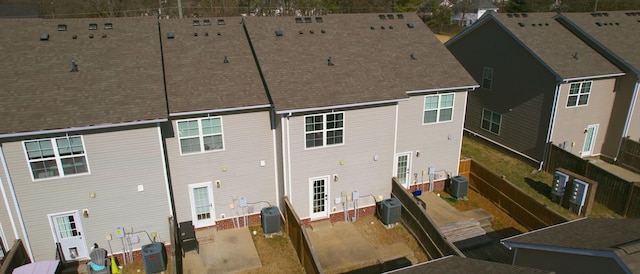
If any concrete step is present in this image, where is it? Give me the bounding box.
[311,219,333,231]
[445,226,487,243]
[462,208,494,230]
[439,218,480,234]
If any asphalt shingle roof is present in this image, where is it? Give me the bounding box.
[391,255,553,274]
[558,11,640,74]
[0,17,167,135]
[489,12,623,80]
[244,13,477,112]
[160,17,269,115]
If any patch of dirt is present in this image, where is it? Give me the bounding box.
[241,227,305,274]
[352,215,429,263]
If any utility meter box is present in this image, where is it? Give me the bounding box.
[569,179,589,215]
[551,171,569,203]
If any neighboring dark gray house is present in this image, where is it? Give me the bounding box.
[390,255,553,273]
[502,218,640,274]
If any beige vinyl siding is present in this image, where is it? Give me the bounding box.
[0,160,18,249]
[166,111,276,225]
[552,78,616,157]
[1,125,170,261]
[448,19,557,161]
[286,105,396,219]
[396,92,467,179]
[629,84,640,141]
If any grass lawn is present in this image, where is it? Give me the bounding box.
[461,135,621,219]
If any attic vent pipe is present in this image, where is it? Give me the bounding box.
[224,56,229,64]
[327,56,334,66]
[572,52,579,60]
[410,53,416,60]
[70,60,79,72]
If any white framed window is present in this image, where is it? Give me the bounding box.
[481,108,501,135]
[24,136,89,180]
[567,81,591,107]
[482,67,493,90]
[305,112,344,148]
[423,93,454,124]
[177,117,224,154]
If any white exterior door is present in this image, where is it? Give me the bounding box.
[188,182,216,228]
[309,176,329,219]
[394,152,412,188]
[49,211,88,260]
[582,124,598,156]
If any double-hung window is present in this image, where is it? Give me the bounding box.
[482,67,493,90]
[24,136,89,180]
[481,108,502,135]
[305,112,344,148]
[423,93,454,124]
[567,81,591,107]
[177,117,224,154]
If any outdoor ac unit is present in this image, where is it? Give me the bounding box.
[448,175,469,198]
[261,206,280,234]
[380,198,401,225]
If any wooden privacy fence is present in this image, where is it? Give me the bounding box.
[282,197,323,274]
[618,137,640,173]
[460,159,569,230]
[391,178,464,259]
[545,143,640,217]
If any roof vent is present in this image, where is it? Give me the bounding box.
[193,20,200,26]
[410,53,416,60]
[387,14,394,19]
[304,17,312,23]
[315,17,324,23]
[58,24,67,31]
[89,23,98,30]
[40,34,49,41]
[295,17,303,23]
[70,60,79,72]
[521,13,528,17]
[104,22,113,29]
[101,33,107,38]
[72,34,77,39]
[595,22,603,26]
[299,30,303,34]
[217,19,225,25]
[545,23,549,26]
[203,19,211,26]
[379,14,386,20]
[321,29,326,33]
[603,12,609,16]
[310,30,314,34]
[327,56,334,66]
[217,31,221,35]
[397,14,404,19]
[275,30,283,36]
[389,25,394,29]
[572,52,579,60]
[371,26,375,30]
[407,23,414,28]
[507,13,513,18]
[381,25,386,29]
[224,56,229,64]
[167,32,175,39]
[89,33,94,38]
[513,13,520,18]
[194,32,198,36]
[518,22,525,27]
[591,12,598,17]
[615,22,620,25]
[538,23,543,26]
[205,32,209,36]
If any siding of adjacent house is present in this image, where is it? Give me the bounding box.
[629,84,640,140]
[552,78,617,157]
[447,19,556,161]
[0,126,170,260]
[284,105,397,220]
[514,248,625,274]
[166,111,276,226]
[396,91,469,181]
[0,161,18,251]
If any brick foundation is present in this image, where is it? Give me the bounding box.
[409,179,446,193]
[206,213,263,230]
[302,204,377,228]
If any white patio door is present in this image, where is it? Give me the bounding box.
[394,152,412,188]
[189,182,216,228]
[309,176,329,219]
[49,211,88,260]
[582,124,598,156]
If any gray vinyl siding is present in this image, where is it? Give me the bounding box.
[552,78,616,157]
[396,92,468,180]
[166,111,276,225]
[514,248,626,274]
[0,160,18,250]
[447,19,557,161]
[285,105,396,220]
[1,126,171,261]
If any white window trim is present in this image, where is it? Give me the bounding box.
[304,112,345,149]
[177,116,225,156]
[566,81,592,108]
[481,108,501,135]
[23,135,90,181]
[422,93,455,125]
[482,67,493,90]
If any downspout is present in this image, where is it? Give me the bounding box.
[0,164,18,240]
[615,80,640,161]
[456,91,470,175]
[0,145,33,261]
[271,110,280,210]
[285,114,293,200]
[540,83,562,170]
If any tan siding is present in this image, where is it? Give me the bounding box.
[552,79,617,157]
[2,126,171,261]
[448,20,557,161]
[618,77,640,144]
[0,160,18,249]
[396,92,467,180]
[166,111,277,225]
[286,106,396,219]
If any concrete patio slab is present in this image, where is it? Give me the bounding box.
[183,227,261,274]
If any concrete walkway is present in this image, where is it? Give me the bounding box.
[183,227,261,274]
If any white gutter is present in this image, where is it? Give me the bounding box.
[0,146,34,261]
[0,119,168,139]
[456,92,469,175]
[157,124,173,216]
[616,80,640,161]
[540,83,562,170]
[0,170,18,240]
[169,104,271,117]
[405,85,479,94]
[465,128,540,164]
[275,98,408,115]
[562,72,625,83]
[501,217,584,248]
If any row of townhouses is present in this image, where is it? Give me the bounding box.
[0,13,477,261]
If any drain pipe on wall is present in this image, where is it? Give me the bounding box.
[540,82,562,170]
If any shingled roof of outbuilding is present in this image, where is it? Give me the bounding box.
[159,17,269,115]
[243,13,477,113]
[0,17,167,136]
